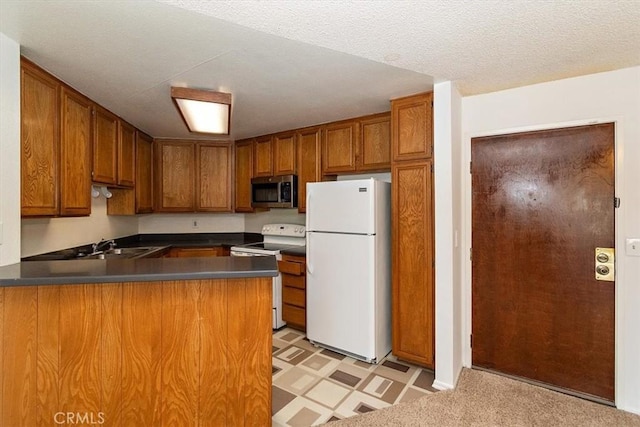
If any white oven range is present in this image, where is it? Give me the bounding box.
[230,223,306,329]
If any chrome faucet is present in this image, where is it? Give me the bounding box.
[92,238,116,254]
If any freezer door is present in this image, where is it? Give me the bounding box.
[306,179,375,234]
[306,232,376,360]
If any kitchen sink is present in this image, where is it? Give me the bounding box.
[76,246,168,260]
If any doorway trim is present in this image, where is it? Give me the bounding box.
[461,116,625,405]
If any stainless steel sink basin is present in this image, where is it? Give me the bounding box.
[77,246,167,260]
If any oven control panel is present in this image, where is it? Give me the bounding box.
[262,224,306,237]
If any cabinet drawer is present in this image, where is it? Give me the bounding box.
[282,274,305,289]
[278,260,305,276]
[283,304,306,328]
[283,287,305,307]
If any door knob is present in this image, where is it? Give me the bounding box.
[595,247,614,282]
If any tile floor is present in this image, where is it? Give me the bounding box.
[272,328,437,426]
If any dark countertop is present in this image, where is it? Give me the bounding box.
[22,232,263,261]
[0,256,278,287]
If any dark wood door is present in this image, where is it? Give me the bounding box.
[472,123,615,402]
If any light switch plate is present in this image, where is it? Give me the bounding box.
[0,222,3,245]
[626,238,640,256]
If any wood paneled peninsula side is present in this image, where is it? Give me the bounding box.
[0,256,276,426]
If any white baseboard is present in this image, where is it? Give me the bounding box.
[431,379,454,391]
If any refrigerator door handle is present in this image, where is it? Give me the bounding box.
[306,235,314,275]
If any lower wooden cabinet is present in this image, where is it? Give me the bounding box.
[391,160,435,368]
[278,254,306,331]
[0,278,272,426]
[166,246,230,258]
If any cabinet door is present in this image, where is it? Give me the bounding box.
[21,60,60,216]
[118,121,136,187]
[253,136,273,177]
[59,87,92,216]
[391,160,434,367]
[166,247,226,257]
[296,127,321,213]
[135,131,154,213]
[322,120,358,174]
[234,139,254,213]
[391,92,433,162]
[92,105,118,185]
[273,132,296,176]
[197,142,232,212]
[155,140,195,212]
[359,113,391,171]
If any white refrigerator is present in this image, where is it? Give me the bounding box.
[306,178,391,363]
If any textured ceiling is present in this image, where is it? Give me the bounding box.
[1,0,638,140]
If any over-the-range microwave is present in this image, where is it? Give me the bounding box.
[251,175,298,208]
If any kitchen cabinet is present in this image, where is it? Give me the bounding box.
[92,105,119,185]
[273,131,297,176]
[155,140,195,212]
[135,131,154,213]
[20,58,60,216]
[59,87,93,216]
[166,246,230,258]
[253,135,273,177]
[155,140,232,213]
[322,119,358,174]
[278,254,307,331]
[391,92,433,162]
[197,142,232,212]
[321,112,391,176]
[359,112,391,171]
[234,139,254,213]
[106,129,153,215]
[92,107,135,188]
[391,91,435,368]
[118,120,136,187]
[296,126,322,213]
[21,56,93,218]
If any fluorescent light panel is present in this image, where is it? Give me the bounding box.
[171,87,231,135]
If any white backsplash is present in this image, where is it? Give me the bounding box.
[138,212,244,234]
[21,197,138,257]
[244,208,305,233]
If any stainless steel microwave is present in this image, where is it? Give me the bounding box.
[251,175,298,208]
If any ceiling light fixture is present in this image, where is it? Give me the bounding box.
[171,87,231,135]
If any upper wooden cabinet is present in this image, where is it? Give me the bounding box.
[391,92,433,162]
[21,59,60,216]
[59,87,93,216]
[197,142,232,212]
[155,140,196,212]
[20,58,92,217]
[92,105,118,185]
[155,140,232,213]
[322,120,358,174]
[234,139,254,213]
[118,120,136,187]
[273,132,297,176]
[321,112,391,176]
[93,109,135,188]
[253,136,273,177]
[359,113,391,171]
[296,127,322,213]
[135,131,154,213]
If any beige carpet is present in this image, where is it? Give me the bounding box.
[331,368,640,426]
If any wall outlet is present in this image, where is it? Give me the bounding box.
[626,238,640,256]
[191,220,199,229]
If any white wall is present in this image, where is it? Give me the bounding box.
[433,81,464,390]
[21,196,138,257]
[0,33,21,266]
[244,209,304,233]
[138,212,245,234]
[461,66,640,413]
